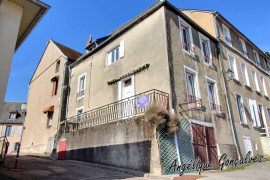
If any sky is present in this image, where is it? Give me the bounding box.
[5,0,270,102]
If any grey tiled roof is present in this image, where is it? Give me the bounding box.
[0,102,26,124]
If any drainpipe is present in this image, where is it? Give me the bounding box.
[65,65,72,120]
[214,12,241,158]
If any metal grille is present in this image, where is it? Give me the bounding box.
[157,117,194,175]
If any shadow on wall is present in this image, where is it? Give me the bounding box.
[63,141,152,172]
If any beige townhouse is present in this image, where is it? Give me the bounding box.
[55,1,238,174]
[0,0,50,116]
[0,102,25,154]
[182,10,270,157]
[20,39,82,154]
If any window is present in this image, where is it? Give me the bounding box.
[258,104,267,130]
[179,17,194,54]
[267,108,270,122]
[106,40,124,66]
[236,94,247,124]
[184,66,200,106]
[76,107,84,123]
[199,33,213,65]
[9,112,17,119]
[260,76,268,96]
[17,126,23,137]
[51,77,58,96]
[239,38,248,58]
[77,73,86,99]
[55,60,60,73]
[253,50,261,68]
[4,126,14,137]
[251,70,260,92]
[264,58,270,72]
[222,24,232,47]
[47,112,53,128]
[247,99,261,127]
[228,53,239,80]
[240,62,250,86]
[206,77,221,113]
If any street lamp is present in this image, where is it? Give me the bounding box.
[226,69,234,80]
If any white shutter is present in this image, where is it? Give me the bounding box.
[10,126,14,136]
[248,99,256,126]
[107,51,112,65]
[252,101,261,127]
[119,40,125,58]
[17,126,23,137]
[11,143,15,152]
[1,126,6,136]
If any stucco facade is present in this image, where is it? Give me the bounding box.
[182,10,270,157]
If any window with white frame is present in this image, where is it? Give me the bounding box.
[251,70,260,92]
[260,76,268,96]
[247,99,261,127]
[236,94,247,124]
[9,112,17,119]
[222,24,232,47]
[253,50,261,68]
[199,33,212,65]
[239,38,248,58]
[17,126,23,137]
[77,73,86,99]
[76,107,84,123]
[2,126,14,137]
[228,53,239,80]
[240,62,250,86]
[184,66,200,104]
[206,77,221,112]
[258,104,267,130]
[179,17,194,54]
[106,40,124,66]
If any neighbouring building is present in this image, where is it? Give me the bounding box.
[0,102,26,154]
[181,9,270,157]
[20,39,82,154]
[0,0,50,115]
[54,0,239,174]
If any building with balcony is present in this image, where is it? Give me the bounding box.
[55,1,238,174]
[0,0,50,116]
[182,9,270,158]
[20,39,82,154]
[0,102,26,154]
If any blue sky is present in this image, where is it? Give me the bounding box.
[5,0,270,102]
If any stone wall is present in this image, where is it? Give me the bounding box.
[260,137,270,157]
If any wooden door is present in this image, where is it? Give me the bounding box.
[58,140,66,160]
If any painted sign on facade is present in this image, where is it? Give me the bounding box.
[137,95,149,109]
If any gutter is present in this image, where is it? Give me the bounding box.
[214,12,241,158]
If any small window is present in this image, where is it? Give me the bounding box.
[77,73,86,99]
[55,60,60,73]
[76,107,84,123]
[264,58,270,72]
[236,94,247,124]
[199,33,212,65]
[5,126,14,136]
[222,24,232,47]
[258,104,266,129]
[228,53,239,80]
[47,112,53,128]
[253,50,261,68]
[51,77,58,96]
[239,38,248,58]
[251,70,260,92]
[240,62,250,86]
[106,40,124,66]
[260,76,268,96]
[9,112,17,119]
[179,18,194,54]
[184,66,200,105]
[124,79,132,87]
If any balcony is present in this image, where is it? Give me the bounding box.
[62,89,169,132]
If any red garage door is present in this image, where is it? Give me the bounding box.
[58,140,66,160]
[191,123,218,166]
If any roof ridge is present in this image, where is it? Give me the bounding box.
[51,39,83,56]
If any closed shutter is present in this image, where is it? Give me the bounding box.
[1,126,6,136]
[248,99,256,126]
[119,40,125,58]
[17,126,23,137]
[253,101,261,127]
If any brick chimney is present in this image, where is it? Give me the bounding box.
[86,35,92,46]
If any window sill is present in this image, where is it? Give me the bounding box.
[77,95,84,101]
[182,49,195,57]
[252,125,261,129]
[232,78,241,85]
[255,90,261,96]
[244,85,252,91]
[240,122,248,126]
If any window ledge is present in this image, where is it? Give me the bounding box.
[232,78,241,85]
[252,125,261,129]
[255,90,261,96]
[244,85,252,91]
[240,122,248,126]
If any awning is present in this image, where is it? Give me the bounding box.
[43,105,54,113]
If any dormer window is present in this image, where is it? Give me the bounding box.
[239,38,248,58]
[253,50,261,68]
[9,112,17,119]
[222,24,232,47]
